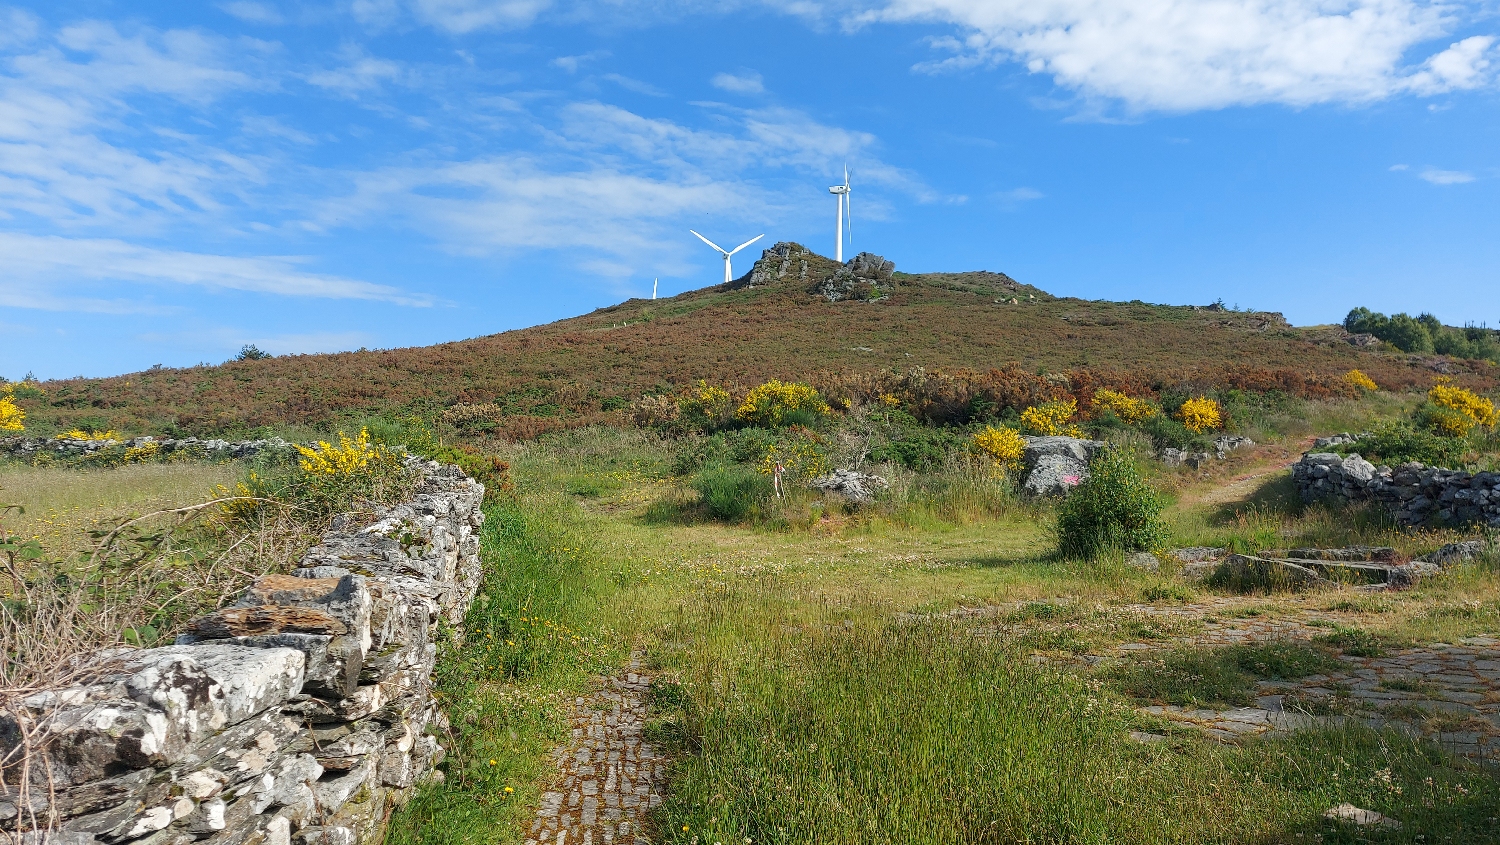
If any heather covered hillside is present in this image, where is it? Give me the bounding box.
[7,244,1496,437]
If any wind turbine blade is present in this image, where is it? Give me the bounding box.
[728,234,765,255]
[690,229,727,254]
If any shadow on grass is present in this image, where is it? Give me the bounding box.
[1207,471,1302,527]
[1106,640,1344,708]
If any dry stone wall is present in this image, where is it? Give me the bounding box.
[0,436,288,461]
[2,459,485,845]
[1292,451,1500,528]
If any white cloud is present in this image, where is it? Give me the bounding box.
[306,47,408,95]
[219,2,285,24]
[0,21,268,228]
[1419,168,1475,184]
[408,0,553,33]
[1406,35,1496,94]
[850,0,1498,110]
[0,233,429,310]
[602,73,667,96]
[1389,163,1410,171]
[550,50,609,73]
[711,70,765,94]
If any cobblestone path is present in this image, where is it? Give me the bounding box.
[526,656,666,845]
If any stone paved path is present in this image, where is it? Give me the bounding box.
[526,656,666,845]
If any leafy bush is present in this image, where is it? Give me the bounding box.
[1341,423,1467,467]
[1345,306,1500,361]
[1423,378,1498,437]
[736,381,831,428]
[291,428,415,515]
[1019,398,1082,437]
[1090,389,1155,423]
[1138,414,1210,452]
[1176,396,1222,433]
[1342,369,1377,391]
[0,384,23,432]
[677,381,734,432]
[693,463,773,521]
[1054,448,1167,558]
[971,425,1026,472]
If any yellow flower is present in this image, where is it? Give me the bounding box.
[1090,389,1156,424]
[972,425,1026,472]
[878,392,901,407]
[295,428,379,476]
[504,786,514,793]
[1343,369,1378,392]
[1428,378,1497,430]
[1177,397,1222,433]
[0,388,23,433]
[1020,399,1082,437]
[736,380,832,427]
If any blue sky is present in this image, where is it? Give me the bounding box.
[1,0,1497,380]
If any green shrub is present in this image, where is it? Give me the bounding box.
[1334,422,1466,467]
[693,463,772,521]
[1055,448,1167,559]
[1138,413,1211,452]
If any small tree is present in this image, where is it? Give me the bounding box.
[1055,448,1167,559]
[236,344,272,361]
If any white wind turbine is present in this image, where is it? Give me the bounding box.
[829,166,851,262]
[690,230,765,284]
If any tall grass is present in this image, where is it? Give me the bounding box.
[655,616,1500,844]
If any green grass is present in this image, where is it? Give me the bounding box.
[379,422,1500,844]
[1107,642,1344,709]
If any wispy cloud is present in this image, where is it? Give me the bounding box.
[218,2,285,25]
[550,50,609,73]
[1419,168,1475,185]
[0,233,430,309]
[602,73,666,97]
[711,70,764,94]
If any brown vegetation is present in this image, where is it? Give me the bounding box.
[12,259,1496,437]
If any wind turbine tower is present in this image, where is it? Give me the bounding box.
[829,167,851,262]
[690,231,765,284]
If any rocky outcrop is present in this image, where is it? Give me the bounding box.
[1,459,485,844]
[1160,435,1254,469]
[0,436,289,461]
[1292,451,1500,528]
[1019,436,1104,498]
[809,470,889,505]
[731,242,897,302]
[811,253,896,302]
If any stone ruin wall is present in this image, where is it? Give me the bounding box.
[0,436,290,462]
[2,459,486,845]
[1292,451,1500,529]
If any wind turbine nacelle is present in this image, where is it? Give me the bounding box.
[829,186,847,194]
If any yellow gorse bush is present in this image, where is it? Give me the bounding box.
[1090,389,1156,424]
[1343,369,1378,391]
[0,384,23,433]
[1428,379,1498,432]
[1020,399,1083,438]
[757,440,829,482]
[296,428,382,476]
[972,425,1026,472]
[677,381,733,430]
[1177,397,1223,433]
[55,429,121,442]
[736,380,832,428]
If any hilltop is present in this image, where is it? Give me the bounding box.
[11,243,1495,436]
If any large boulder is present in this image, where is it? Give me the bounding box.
[809,470,889,505]
[1018,436,1105,498]
[1022,453,1089,498]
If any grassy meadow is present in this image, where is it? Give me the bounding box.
[383,402,1500,845]
[7,384,1500,843]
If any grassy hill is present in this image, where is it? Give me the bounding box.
[11,243,1496,437]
